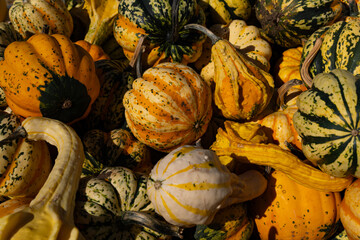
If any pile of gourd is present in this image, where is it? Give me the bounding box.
[1,0,360,239]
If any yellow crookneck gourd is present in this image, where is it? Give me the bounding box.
[185,24,274,121]
[0,117,86,240]
[210,121,353,192]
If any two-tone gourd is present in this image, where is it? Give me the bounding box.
[75,166,181,240]
[255,0,346,48]
[9,0,73,38]
[0,110,51,198]
[0,33,100,124]
[0,117,86,240]
[293,69,360,178]
[123,62,213,152]
[147,145,268,227]
[113,0,207,67]
[185,23,274,121]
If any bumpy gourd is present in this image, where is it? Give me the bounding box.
[147,145,267,227]
[0,33,100,124]
[0,117,86,240]
[123,62,213,152]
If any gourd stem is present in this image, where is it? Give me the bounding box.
[276,78,304,107]
[170,0,181,43]
[0,126,27,147]
[300,38,323,88]
[129,34,147,78]
[184,24,221,44]
[117,211,184,239]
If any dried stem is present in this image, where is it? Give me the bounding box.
[300,38,323,88]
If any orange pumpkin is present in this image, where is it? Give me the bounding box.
[340,178,360,240]
[249,170,341,240]
[0,33,100,124]
[74,40,111,62]
[123,62,212,152]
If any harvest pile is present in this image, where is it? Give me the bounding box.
[0,0,360,239]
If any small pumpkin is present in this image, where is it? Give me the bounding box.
[123,62,213,152]
[9,0,74,38]
[74,166,176,240]
[147,145,268,227]
[293,69,360,178]
[74,40,111,62]
[255,0,346,47]
[249,170,342,240]
[113,0,207,67]
[339,178,360,240]
[0,33,100,124]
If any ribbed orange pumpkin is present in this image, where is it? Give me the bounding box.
[0,33,100,124]
[123,62,212,152]
[339,178,360,239]
[250,170,341,240]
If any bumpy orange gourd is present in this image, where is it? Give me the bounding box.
[123,62,212,152]
[250,170,342,240]
[0,33,100,124]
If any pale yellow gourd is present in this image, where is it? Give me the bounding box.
[0,117,85,240]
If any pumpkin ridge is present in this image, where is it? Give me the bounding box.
[315,135,353,165]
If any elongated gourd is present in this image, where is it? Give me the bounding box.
[0,117,85,240]
[210,121,353,192]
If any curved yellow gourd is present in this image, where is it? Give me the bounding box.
[0,117,85,240]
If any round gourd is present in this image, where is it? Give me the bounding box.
[0,110,51,198]
[113,0,206,67]
[123,62,213,152]
[147,145,268,227]
[0,21,22,61]
[255,0,346,48]
[339,178,360,239]
[250,170,342,240]
[9,0,73,38]
[74,166,171,240]
[293,69,360,178]
[0,33,100,124]
[301,19,360,80]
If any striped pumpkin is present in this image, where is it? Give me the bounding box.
[293,69,360,178]
[255,0,346,48]
[113,0,206,67]
[9,0,73,38]
[123,62,212,152]
[74,166,169,240]
[146,145,234,227]
[301,18,360,80]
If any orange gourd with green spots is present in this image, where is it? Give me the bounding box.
[249,170,341,240]
[0,33,100,124]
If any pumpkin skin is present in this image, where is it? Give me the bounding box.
[339,178,360,240]
[113,0,207,67]
[250,170,342,240]
[74,166,168,240]
[301,19,360,80]
[0,33,100,124]
[123,62,212,152]
[293,69,360,178]
[0,22,22,61]
[0,110,51,198]
[255,0,346,48]
[74,40,111,62]
[9,0,73,38]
